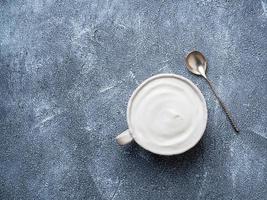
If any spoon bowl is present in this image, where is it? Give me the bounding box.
[185,51,207,75]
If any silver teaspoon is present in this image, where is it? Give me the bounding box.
[185,51,239,133]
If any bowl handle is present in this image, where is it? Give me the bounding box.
[116,130,133,145]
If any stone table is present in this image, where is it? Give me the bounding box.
[0,0,266,199]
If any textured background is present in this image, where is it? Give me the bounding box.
[0,0,266,199]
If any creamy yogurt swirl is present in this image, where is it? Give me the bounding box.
[128,74,207,155]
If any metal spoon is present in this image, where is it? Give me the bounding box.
[185,51,239,133]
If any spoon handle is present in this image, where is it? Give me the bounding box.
[205,78,240,133]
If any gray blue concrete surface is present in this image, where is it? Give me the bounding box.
[0,0,266,199]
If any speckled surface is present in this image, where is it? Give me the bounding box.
[0,0,266,199]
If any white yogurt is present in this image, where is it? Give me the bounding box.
[128,74,207,155]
